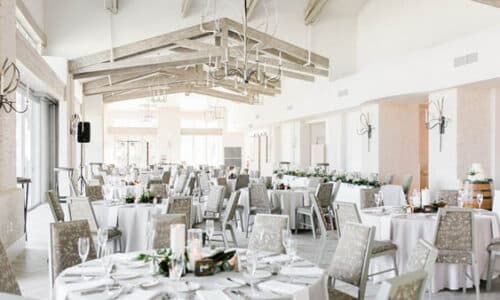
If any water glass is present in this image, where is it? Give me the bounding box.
[101,247,114,294]
[477,193,484,208]
[205,220,215,246]
[170,253,184,281]
[281,229,291,250]
[78,237,90,264]
[97,228,108,258]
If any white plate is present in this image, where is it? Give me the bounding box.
[175,281,201,292]
[247,270,272,280]
[140,279,160,289]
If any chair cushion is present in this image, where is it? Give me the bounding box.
[371,240,397,254]
[328,288,357,300]
[296,206,312,215]
[107,228,122,239]
[436,249,472,264]
[487,238,500,251]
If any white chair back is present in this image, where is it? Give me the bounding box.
[380,184,406,206]
[206,185,225,213]
[376,270,427,300]
[67,197,99,232]
[493,190,500,217]
[248,214,289,253]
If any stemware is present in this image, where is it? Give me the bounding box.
[374,193,381,207]
[205,220,215,247]
[245,249,259,296]
[477,193,484,209]
[78,237,90,264]
[101,246,114,295]
[281,229,291,251]
[97,227,108,258]
[170,253,184,281]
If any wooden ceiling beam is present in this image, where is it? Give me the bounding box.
[304,0,329,25]
[222,18,329,69]
[181,0,192,17]
[69,20,217,71]
[471,0,500,8]
[103,86,186,103]
[247,0,260,19]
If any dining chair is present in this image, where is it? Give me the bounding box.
[235,174,250,191]
[167,196,192,228]
[49,220,97,284]
[486,206,500,291]
[147,178,163,188]
[405,239,438,297]
[334,201,399,278]
[194,191,241,247]
[216,177,232,199]
[198,172,211,198]
[384,174,394,185]
[246,183,280,238]
[173,174,188,195]
[307,177,322,189]
[491,190,500,217]
[203,185,225,218]
[47,190,65,222]
[67,197,122,252]
[432,208,479,300]
[402,175,413,196]
[376,270,428,300]
[162,170,171,185]
[150,183,168,201]
[296,187,331,239]
[328,222,375,300]
[248,214,289,254]
[184,175,196,196]
[93,175,105,186]
[309,193,335,264]
[0,239,21,295]
[151,214,186,249]
[438,190,458,206]
[85,185,104,202]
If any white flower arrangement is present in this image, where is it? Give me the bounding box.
[467,163,486,182]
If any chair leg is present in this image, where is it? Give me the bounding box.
[239,210,245,232]
[392,253,399,276]
[472,260,480,300]
[310,215,317,240]
[246,214,251,238]
[462,265,467,294]
[229,227,239,248]
[222,231,229,248]
[486,251,496,291]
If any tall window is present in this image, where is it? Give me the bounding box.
[180,118,223,166]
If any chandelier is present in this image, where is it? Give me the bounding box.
[0,58,28,113]
[150,73,168,104]
[207,0,282,86]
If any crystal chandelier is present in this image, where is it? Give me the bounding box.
[207,0,282,86]
[0,58,28,113]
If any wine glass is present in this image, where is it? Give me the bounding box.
[374,193,381,207]
[101,246,114,295]
[286,238,297,263]
[78,237,90,264]
[477,193,484,209]
[97,228,108,258]
[378,191,384,206]
[170,253,184,281]
[245,249,259,296]
[281,229,291,250]
[205,220,215,247]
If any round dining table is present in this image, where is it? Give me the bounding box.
[360,207,500,292]
[53,251,328,300]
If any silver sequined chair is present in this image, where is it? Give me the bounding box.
[334,201,398,278]
[246,183,280,238]
[167,196,192,228]
[376,270,427,300]
[49,220,97,284]
[162,171,171,185]
[0,239,21,295]
[151,214,187,249]
[150,183,168,200]
[173,174,188,195]
[432,208,479,300]
[248,214,289,254]
[47,190,65,222]
[486,236,500,291]
[235,174,250,191]
[438,190,459,206]
[328,222,375,300]
[85,185,103,202]
[405,239,438,297]
[296,183,333,238]
[194,191,241,247]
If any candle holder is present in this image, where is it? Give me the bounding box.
[0,58,27,113]
[357,113,375,152]
[425,97,450,152]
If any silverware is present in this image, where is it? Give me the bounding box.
[80,284,120,295]
[226,277,250,287]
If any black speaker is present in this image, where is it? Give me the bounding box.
[77,122,91,143]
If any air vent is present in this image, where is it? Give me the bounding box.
[255,114,260,119]
[338,89,349,97]
[286,105,293,111]
[454,52,478,68]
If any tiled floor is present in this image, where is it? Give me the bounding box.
[11,203,500,299]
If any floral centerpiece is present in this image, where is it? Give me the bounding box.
[466,163,491,183]
[139,190,155,204]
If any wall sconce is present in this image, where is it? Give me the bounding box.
[357,112,375,152]
[425,97,449,152]
[0,58,28,113]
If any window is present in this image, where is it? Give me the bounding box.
[180,135,223,166]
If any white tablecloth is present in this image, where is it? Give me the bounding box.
[92,202,164,252]
[53,252,328,300]
[379,185,406,207]
[360,209,500,292]
[282,176,310,189]
[238,188,309,230]
[335,183,378,209]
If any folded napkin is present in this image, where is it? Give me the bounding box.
[120,289,162,300]
[258,280,304,295]
[289,260,315,268]
[196,290,232,300]
[280,267,324,277]
[64,267,105,276]
[261,254,291,264]
[64,278,112,294]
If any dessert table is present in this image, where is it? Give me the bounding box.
[360,207,500,292]
[53,251,328,300]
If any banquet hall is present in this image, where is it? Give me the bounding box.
[2,0,500,299]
